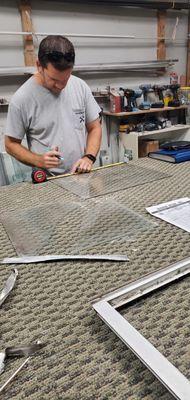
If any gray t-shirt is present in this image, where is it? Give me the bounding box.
[6,74,101,173]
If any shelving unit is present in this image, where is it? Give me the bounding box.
[119,125,190,160]
[103,105,190,161]
[103,105,188,117]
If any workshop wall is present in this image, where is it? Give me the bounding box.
[0,0,189,164]
[0,1,188,92]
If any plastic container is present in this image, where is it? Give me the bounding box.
[110,94,122,113]
[170,72,178,84]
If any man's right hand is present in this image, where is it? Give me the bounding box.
[5,137,62,170]
[37,148,61,169]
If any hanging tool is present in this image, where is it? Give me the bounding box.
[31,162,125,184]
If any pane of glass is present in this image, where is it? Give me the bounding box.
[0,199,156,256]
[52,164,170,199]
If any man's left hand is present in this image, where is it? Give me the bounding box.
[71,157,93,173]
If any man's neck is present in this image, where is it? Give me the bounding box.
[34,72,44,86]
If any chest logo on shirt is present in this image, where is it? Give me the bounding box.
[73,109,85,131]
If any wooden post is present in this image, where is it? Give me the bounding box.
[19,0,36,66]
[186,10,190,86]
[157,10,166,60]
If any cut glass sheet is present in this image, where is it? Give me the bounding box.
[0,199,156,256]
[51,164,170,199]
[146,197,190,232]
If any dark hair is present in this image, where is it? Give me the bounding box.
[38,35,75,71]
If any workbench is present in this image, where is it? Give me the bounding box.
[0,158,189,400]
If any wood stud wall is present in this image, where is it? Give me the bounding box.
[157,10,166,60]
[17,2,189,83]
[187,10,190,86]
[19,0,36,66]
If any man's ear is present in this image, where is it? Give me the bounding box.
[36,59,43,73]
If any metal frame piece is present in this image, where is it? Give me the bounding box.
[93,257,190,400]
[0,341,44,376]
[0,60,178,77]
[0,357,30,394]
[1,254,129,264]
[0,269,18,307]
[56,1,190,10]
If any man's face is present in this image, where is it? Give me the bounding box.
[37,62,73,94]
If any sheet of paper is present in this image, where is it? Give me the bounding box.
[146,197,190,233]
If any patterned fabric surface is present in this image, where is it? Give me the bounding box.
[0,158,189,400]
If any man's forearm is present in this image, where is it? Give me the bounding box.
[71,120,102,173]
[85,125,102,157]
[5,137,61,169]
[5,140,41,167]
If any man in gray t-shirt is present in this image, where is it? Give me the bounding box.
[5,35,102,175]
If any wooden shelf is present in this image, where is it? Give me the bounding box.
[119,124,190,161]
[130,124,190,137]
[103,105,188,117]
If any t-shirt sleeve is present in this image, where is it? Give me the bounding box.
[84,84,101,124]
[5,102,26,140]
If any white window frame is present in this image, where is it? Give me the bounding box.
[93,257,190,400]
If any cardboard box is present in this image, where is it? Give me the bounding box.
[139,140,159,158]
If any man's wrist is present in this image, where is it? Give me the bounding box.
[33,153,43,168]
[82,154,96,163]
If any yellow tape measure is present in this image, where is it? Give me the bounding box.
[47,162,125,181]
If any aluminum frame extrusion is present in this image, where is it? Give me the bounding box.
[1,254,129,264]
[0,60,177,77]
[57,1,190,9]
[0,357,30,394]
[93,257,190,400]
